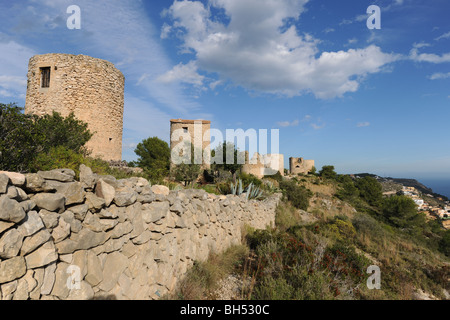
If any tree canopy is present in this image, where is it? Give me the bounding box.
[134,136,171,181]
[0,103,92,172]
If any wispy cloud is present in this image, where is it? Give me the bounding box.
[277,119,299,127]
[435,31,450,41]
[357,122,371,128]
[428,72,450,80]
[311,123,325,130]
[410,48,450,63]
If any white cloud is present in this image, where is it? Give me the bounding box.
[428,72,450,80]
[412,42,431,49]
[410,48,450,63]
[277,119,299,127]
[157,61,205,87]
[163,0,398,99]
[357,122,370,128]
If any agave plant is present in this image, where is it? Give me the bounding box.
[245,182,264,200]
[230,178,244,195]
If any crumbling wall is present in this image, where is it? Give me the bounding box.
[289,157,315,175]
[242,152,284,179]
[0,167,280,300]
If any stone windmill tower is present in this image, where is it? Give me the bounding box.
[25,53,125,161]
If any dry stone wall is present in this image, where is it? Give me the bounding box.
[0,167,280,300]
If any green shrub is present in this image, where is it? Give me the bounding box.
[238,172,262,188]
[279,180,313,211]
[326,216,357,242]
[355,176,383,207]
[266,171,283,182]
[134,136,170,181]
[0,103,92,172]
[30,145,135,180]
[382,195,424,229]
[336,175,359,201]
[319,165,337,180]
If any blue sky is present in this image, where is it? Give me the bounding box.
[1,0,449,180]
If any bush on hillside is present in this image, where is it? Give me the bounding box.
[279,179,313,211]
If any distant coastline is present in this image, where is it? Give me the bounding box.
[418,179,450,199]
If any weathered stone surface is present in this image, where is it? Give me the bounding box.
[95,179,115,207]
[130,210,145,239]
[15,187,28,201]
[98,251,128,292]
[110,221,133,239]
[32,193,65,213]
[19,200,36,213]
[62,182,85,206]
[29,267,44,300]
[55,228,109,254]
[67,280,94,300]
[68,203,89,221]
[0,221,14,234]
[50,262,70,299]
[80,164,97,189]
[14,269,37,300]
[24,173,55,193]
[73,250,88,279]
[0,228,24,259]
[83,212,105,232]
[0,256,26,283]
[142,201,170,223]
[120,240,137,258]
[5,185,18,199]
[0,174,9,194]
[131,230,152,245]
[40,262,56,295]
[151,185,170,196]
[137,193,155,204]
[169,200,184,215]
[85,193,105,212]
[17,211,44,237]
[85,251,103,286]
[0,171,25,187]
[38,209,59,229]
[98,175,118,188]
[20,229,52,256]
[1,280,18,300]
[25,240,58,269]
[0,195,26,223]
[98,208,118,219]
[52,218,71,243]
[38,169,75,183]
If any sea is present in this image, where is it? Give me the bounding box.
[417,179,450,199]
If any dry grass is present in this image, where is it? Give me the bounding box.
[167,245,249,300]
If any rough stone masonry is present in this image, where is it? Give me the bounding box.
[0,167,280,300]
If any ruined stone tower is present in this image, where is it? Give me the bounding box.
[170,119,211,169]
[25,53,125,161]
[289,157,315,175]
